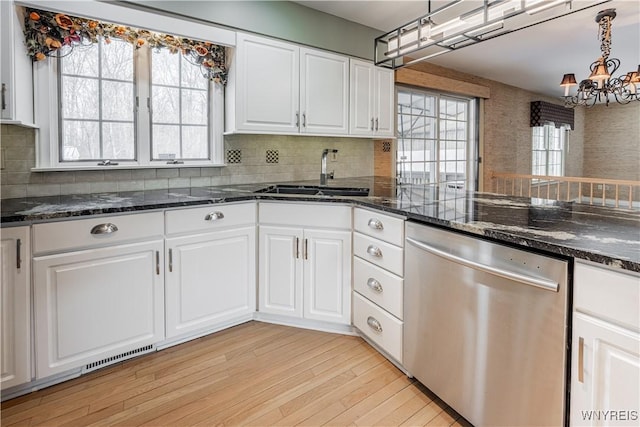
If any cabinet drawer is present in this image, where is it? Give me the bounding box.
[33,212,164,255]
[354,257,403,320]
[354,232,403,276]
[259,202,351,229]
[574,261,640,331]
[354,208,404,246]
[165,202,256,236]
[353,293,402,362]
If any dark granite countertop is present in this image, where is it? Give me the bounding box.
[2,176,639,272]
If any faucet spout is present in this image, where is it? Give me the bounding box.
[320,149,338,185]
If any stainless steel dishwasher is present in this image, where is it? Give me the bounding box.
[404,221,569,427]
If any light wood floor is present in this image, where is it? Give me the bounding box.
[1,321,470,426]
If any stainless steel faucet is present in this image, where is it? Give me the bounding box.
[320,149,338,185]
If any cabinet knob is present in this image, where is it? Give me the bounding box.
[367,278,383,293]
[367,218,384,230]
[205,211,224,221]
[366,316,383,333]
[366,245,382,258]
[90,223,118,235]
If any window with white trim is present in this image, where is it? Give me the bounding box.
[50,42,220,168]
[29,5,230,170]
[396,87,478,191]
[532,123,568,177]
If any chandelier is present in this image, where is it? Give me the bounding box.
[561,9,640,107]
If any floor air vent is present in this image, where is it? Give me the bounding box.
[82,344,155,373]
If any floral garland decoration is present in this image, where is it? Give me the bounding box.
[23,8,228,84]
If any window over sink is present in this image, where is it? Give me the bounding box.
[28,4,230,170]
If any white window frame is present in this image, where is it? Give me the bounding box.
[26,0,234,170]
[531,123,568,178]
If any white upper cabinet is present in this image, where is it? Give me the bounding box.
[227,33,349,136]
[232,33,300,134]
[349,59,394,138]
[1,1,35,127]
[300,48,349,135]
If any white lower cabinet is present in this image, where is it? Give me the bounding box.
[33,240,165,378]
[259,226,303,318]
[258,203,352,326]
[571,313,640,426]
[352,208,405,363]
[165,226,256,338]
[1,226,31,390]
[571,262,640,426]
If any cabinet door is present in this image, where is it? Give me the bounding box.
[259,226,303,318]
[300,48,349,135]
[0,1,34,125]
[235,33,299,133]
[165,227,256,338]
[303,229,351,325]
[0,227,31,390]
[571,313,640,426]
[349,59,375,136]
[374,67,395,137]
[33,240,164,378]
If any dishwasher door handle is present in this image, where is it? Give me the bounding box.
[406,237,559,292]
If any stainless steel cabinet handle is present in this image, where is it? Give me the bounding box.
[304,238,308,260]
[367,218,384,230]
[295,112,300,127]
[371,118,374,131]
[1,83,6,110]
[367,278,383,293]
[578,336,584,383]
[295,237,300,259]
[90,223,118,235]
[302,113,306,128]
[366,245,382,258]
[406,237,559,292]
[168,248,173,273]
[16,239,21,269]
[156,251,160,275]
[375,118,379,131]
[366,316,383,333]
[205,211,224,221]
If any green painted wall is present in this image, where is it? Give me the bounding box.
[123,0,382,60]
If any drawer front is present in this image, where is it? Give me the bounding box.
[33,212,164,255]
[165,202,256,236]
[354,257,403,320]
[574,261,640,331]
[354,208,404,246]
[259,202,351,229]
[354,232,403,276]
[353,292,402,363]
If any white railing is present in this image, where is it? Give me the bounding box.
[490,172,640,209]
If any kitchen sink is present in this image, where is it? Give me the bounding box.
[255,185,370,197]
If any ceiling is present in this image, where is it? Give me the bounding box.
[294,1,640,97]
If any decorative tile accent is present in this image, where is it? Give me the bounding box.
[226,149,242,164]
[266,150,279,164]
[382,141,391,152]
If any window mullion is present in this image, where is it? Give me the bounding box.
[98,41,104,160]
[137,47,151,166]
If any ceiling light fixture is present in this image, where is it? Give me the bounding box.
[561,8,640,107]
[375,0,612,69]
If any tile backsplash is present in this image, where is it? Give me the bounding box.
[0,126,374,199]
